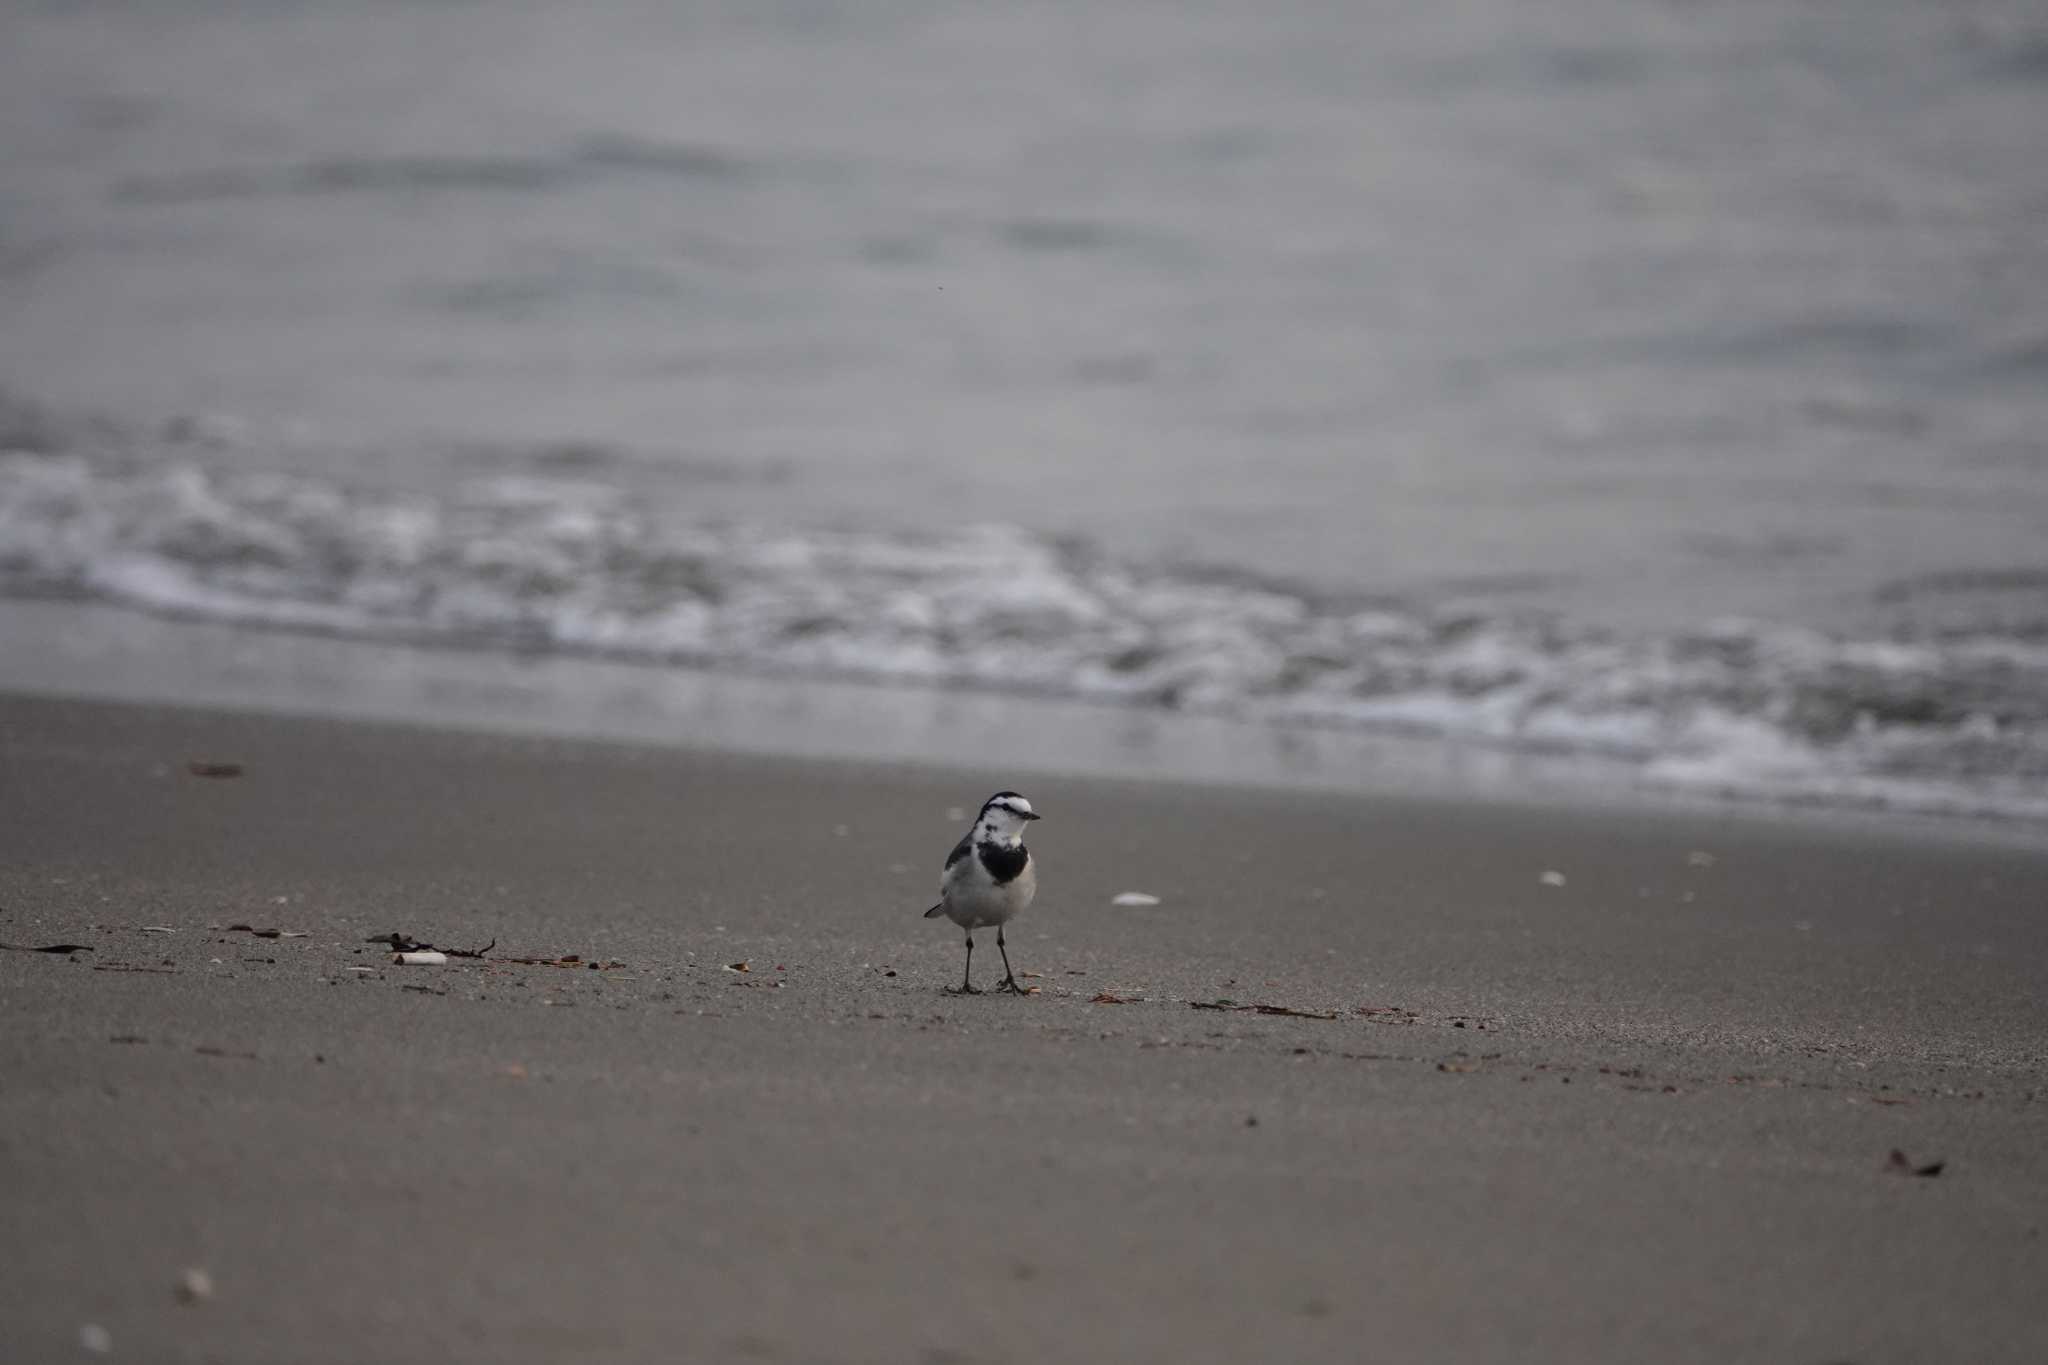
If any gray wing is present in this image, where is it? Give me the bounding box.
[943,831,973,871]
[923,831,975,917]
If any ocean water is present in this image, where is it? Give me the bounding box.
[2,0,2046,822]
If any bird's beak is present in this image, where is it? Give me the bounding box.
[1022,811,1042,821]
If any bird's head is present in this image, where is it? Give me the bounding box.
[976,791,1041,844]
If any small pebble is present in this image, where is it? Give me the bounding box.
[176,1268,213,1305]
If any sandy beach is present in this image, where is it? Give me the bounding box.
[3,691,2045,1363]
[6,4,2046,1359]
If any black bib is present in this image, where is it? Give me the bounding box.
[976,840,1029,885]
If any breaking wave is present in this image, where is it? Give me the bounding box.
[4,444,2048,824]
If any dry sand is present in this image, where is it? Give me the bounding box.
[2,692,2045,1363]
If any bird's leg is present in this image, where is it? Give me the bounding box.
[994,926,1028,994]
[946,931,981,994]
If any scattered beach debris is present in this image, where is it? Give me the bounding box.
[1437,1060,1481,1073]
[140,925,179,934]
[1111,891,1162,907]
[1539,870,1567,887]
[394,950,448,966]
[1019,971,1043,979]
[724,961,750,973]
[1091,991,1136,1004]
[402,983,447,996]
[1886,1149,1945,1178]
[1687,850,1717,867]
[345,966,377,974]
[225,924,308,939]
[1355,1005,1420,1021]
[194,1045,257,1061]
[79,1324,112,1355]
[186,761,243,779]
[94,963,175,973]
[1,942,92,954]
[366,932,492,957]
[175,1268,214,1305]
[1191,1000,1339,1019]
[502,953,624,969]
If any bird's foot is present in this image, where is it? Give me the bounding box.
[996,977,1031,995]
[945,983,983,995]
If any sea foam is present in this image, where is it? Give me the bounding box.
[4,447,2047,823]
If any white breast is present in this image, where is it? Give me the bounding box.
[940,848,1036,930]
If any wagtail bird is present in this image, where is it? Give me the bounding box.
[925,791,1040,994]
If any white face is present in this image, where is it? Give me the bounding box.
[978,793,1039,840]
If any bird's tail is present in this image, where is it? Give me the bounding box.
[923,903,945,918]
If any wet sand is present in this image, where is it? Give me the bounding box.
[3,692,2045,1363]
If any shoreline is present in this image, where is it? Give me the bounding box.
[2,596,2043,848]
[3,691,2046,1362]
